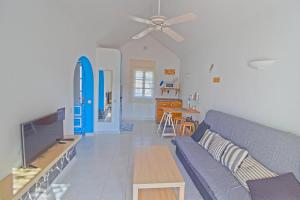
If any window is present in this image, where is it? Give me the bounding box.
[129,59,156,102]
[134,70,154,98]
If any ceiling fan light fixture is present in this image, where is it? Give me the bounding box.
[150,16,167,26]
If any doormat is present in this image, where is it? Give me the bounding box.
[120,123,134,132]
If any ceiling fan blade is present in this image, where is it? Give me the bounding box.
[165,13,197,26]
[130,16,152,25]
[132,27,154,40]
[163,27,184,42]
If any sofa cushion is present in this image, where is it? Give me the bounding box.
[233,156,278,190]
[175,136,251,200]
[191,121,210,142]
[204,110,300,181]
[199,129,216,150]
[247,173,300,200]
[208,134,230,161]
[221,143,248,172]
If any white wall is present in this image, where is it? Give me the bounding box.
[0,0,97,179]
[180,1,300,135]
[120,36,181,120]
[94,48,121,133]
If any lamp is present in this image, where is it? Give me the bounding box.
[248,59,278,70]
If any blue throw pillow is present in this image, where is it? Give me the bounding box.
[247,173,300,200]
[191,121,210,142]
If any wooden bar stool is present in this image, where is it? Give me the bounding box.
[180,122,195,136]
[173,116,184,126]
[173,116,184,135]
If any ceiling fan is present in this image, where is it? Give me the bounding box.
[130,0,197,42]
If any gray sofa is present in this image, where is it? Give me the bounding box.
[175,110,300,200]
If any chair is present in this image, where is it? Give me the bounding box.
[180,121,195,136]
[174,116,184,127]
[174,116,184,135]
[157,111,176,137]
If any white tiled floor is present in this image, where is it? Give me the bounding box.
[46,121,203,200]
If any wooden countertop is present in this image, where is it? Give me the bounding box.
[155,98,182,102]
[0,136,81,200]
[161,107,200,114]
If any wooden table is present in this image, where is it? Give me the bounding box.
[133,146,185,200]
[161,107,200,114]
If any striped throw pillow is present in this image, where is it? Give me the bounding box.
[208,134,230,161]
[220,143,248,172]
[198,129,216,150]
[233,156,278,190]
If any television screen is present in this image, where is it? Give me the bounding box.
[21,109,65,168]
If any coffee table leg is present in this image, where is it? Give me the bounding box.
[133,185,138,200]
[179,186,185,200]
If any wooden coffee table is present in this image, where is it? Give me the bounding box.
[133,145,185,200]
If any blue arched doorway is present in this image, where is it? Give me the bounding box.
[73,56,94,134]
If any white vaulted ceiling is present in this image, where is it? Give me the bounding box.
[59,0,156,48]
[58,0,204,56]
[58,0,299,58]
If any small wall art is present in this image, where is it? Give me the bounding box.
[212,76,221,83]
[164,68,176,75]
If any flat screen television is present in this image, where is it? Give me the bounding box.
[21,108,65,168]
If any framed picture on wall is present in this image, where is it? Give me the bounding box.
[164,68,176,75]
